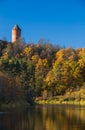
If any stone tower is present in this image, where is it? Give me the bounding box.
[12,24,21,42]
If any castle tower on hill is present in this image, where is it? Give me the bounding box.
[12,24,21,42]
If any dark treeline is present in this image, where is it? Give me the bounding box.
[0,39,85,105]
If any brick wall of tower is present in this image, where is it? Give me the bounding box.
[12,25,21,42]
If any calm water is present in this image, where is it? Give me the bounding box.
[0,105,85,130]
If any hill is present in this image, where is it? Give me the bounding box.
[0,40,85,107]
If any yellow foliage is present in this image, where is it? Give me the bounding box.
[56,48,77,62]
[31,55,39,63]
[36,58,48,70]
[43,58,48,66]
[56,49,64,62]
[9,59,12,63]
[1,55,8,60]
[78,48,85,59]
[23,47,32,56]
[45,71,56,86]
[78,59,85,67]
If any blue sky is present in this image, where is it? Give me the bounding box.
[0,0,85,48]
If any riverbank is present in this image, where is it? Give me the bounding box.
[0,100,31,111]
[35,88,85,106]
[35,97,85,106]
[1,88,85,110]
[35,96,85,106]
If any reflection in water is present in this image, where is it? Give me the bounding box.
[0,105,85,130]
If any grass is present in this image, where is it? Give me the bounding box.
[35,97,85,105]
[35,88,85,106]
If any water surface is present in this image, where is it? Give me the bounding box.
[0,105,85,130]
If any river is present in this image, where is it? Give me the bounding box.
[0,105,85,130]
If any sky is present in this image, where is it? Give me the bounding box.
[0,0,85,48]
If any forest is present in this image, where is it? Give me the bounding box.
[0,39,85,106]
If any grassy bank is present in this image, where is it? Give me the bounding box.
[35,97,85,106]
[35,88,85,106]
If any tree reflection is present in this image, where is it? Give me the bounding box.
[0,105,85,130]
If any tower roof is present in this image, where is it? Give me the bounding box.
[12,24,21,31]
